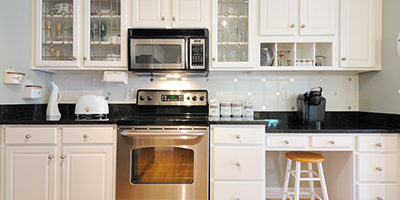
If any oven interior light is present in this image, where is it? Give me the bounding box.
[166,74,181,79]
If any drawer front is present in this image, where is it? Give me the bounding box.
[357,135,398,152]
[212,126,264,145]
[357,154,397,182]
[265,135,306,148]
[5,127,57,144]
[212,182,263,200]
[63,127,113,144]
[357,184,397,200]
[212,146,263,180]
[311,135,352,148]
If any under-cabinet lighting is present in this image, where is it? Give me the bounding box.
[166,74,181,79]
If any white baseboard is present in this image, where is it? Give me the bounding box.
[266,187,323,198]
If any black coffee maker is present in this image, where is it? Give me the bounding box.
[297,87,326,128]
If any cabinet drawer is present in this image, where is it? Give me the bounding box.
[357,184,397,200]
[311,135,352,148]
[212,126,264,145]
[357,135,397,152]
[356,154,397,182]
[5,127,57,144]
[212,182,263,200]
[266,135,306,148]
[63,127,113,144]
[212,146,263,180]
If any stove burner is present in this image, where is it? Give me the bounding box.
[76,114,109,121]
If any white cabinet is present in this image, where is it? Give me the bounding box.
[339,0,381,70]
[3,125,116,200]
[210,125,265,200]
[33,0,127,71]
[132,0,207,28]
[259,0,336,36]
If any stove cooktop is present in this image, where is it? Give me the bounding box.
[116,115,209,126]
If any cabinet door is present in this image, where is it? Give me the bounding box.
[83,0,127,68]
[299,0,336,35]
[259,0,297,36]
[34,0,79,68]
[171,0,206,27]
[61,146,113,200]
[5,146,56,200]
[211,0,255,69]
[340,0,380,68]
[132,0,167,27]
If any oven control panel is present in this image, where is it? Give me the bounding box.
[137,90,207,106]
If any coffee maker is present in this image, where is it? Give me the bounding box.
[297,87,326,128]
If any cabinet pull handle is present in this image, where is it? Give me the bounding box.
[61,154,66,159]
[377,197,383,200]
[25,134,32,139]
[83,56,87,60]
[161,16,165,21]
[375,143,383,147]
[375,167,383,171]
[341,57,347,61]
[329,140,335,145]
[301,24,306,28]
[212,57,216,61]
[48,155,54,159]
[290,24,295,28]
[236,162,241,167]
[83,134,89,138]
[172,16,176,21]
[284,140,289,144]
[236,135,240,139]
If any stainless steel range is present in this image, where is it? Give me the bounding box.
[116,90,209,200]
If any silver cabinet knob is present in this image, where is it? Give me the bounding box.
[161,16,165,21]
[236,135,241,139]
[377,197,383,200]
[376,143,383,147]
[48,155,54,159]
[25,134,32,139]
[61,154,66,159]
[290,24,295,28]
[212,57,216,61]
[284,140,289,144]
[376,167,383,171]
[83,134,89,138]
[83,56,87,60]
[71,56,77,60]
[236,162,241,167]
[330,140,335,145]
[172,16,176,21]
[341,57,347,61]
[236,198,240,200]
[301,24,306,28]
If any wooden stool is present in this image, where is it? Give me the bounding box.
[282,151,329,200]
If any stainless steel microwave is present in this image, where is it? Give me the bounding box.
[128,28,209,76]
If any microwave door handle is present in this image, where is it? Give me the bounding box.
[120,132,205,137]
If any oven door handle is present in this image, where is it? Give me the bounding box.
[120,132,205,137]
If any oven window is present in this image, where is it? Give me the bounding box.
[131,147,194,184]
[135,44,182,64]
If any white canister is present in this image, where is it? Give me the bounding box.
[209,98,220,117]
[243,100,254,117]
[231,101,243,118]
[220,101,231,118]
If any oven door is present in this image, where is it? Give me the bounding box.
[129,39,186,70]
[116,126,209,200]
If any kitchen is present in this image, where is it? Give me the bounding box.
[0,0,399,200]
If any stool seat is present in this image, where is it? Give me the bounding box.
[285,151,325,163]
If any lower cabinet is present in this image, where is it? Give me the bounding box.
[3,125,116,200]
[210,125,265,200]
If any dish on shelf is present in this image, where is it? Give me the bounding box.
[58,36,73,42]
[91,9,119,16]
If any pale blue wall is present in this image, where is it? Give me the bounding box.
[0,0,51,104]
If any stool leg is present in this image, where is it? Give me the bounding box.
[294,161,301,200]
[282,159,292,200]
[308,163,315,200]
[317,162,329,200]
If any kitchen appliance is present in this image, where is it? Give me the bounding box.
[46,81,61,121]
[128,28,209,77]
[231,101,243,118]
[116,89,209,200]
[297,87,326,128]
[260,47,275,66]
[75,95,109,121]
[220,101,231,118]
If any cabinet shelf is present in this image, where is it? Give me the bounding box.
[43,14,121,19]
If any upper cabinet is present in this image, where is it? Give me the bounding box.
[132,0,207,28]
[210,0,256,70]
[339,0,381,70]
[260,0,336,36]
[33,0,127,71]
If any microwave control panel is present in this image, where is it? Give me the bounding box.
[189,39,205,69]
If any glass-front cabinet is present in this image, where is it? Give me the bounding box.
[211,0,255,70]
[34,0,126,70]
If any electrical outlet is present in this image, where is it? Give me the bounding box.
[125,87,134,99]
[282,88,290,100]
